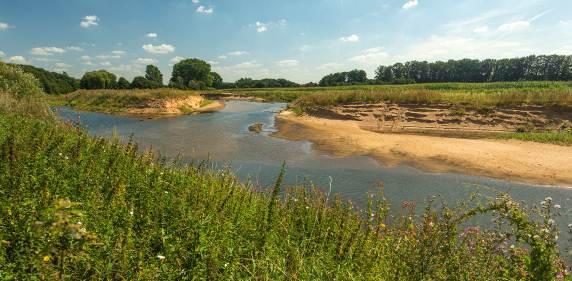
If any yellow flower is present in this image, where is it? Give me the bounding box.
[43,256,51,262]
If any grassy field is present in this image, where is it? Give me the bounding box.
[50,88,202,113]
[499,130,572,146]
[2,62,571,280]
[217,81,572,105]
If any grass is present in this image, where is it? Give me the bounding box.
[215,81,572,106]
[1,63,571,280]
[50,88,202,113]
[499,129,572,146]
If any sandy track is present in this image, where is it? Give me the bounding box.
[274,111,572,187]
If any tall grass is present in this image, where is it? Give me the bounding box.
[216,81,572,106]
[52,88,201,113]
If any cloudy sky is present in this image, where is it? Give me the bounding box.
[1,0,571,83]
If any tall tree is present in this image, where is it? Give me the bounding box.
[80,70,117,89]
[145,65,163,86]
[117,77,130,89]
[169,58,211,89]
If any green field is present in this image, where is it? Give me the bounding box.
[215,81,572,105]
[1,59,570,280]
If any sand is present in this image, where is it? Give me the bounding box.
[275,111,572,187]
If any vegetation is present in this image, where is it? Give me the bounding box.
[319,69,368,86]
[117,77,130,89]
[54,88,201,113]
[80,70,118,90]
[374,55,572,84]
[11,64,79,95]
[145,65,163,86]
[499,129,572,146]
[229,77,300,89]
[170,58,214,90]
[1,62,571,280]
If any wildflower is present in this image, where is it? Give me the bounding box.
[510,244,515,249]
[533,235,540,240]
[428,222,434,228]
[555,204,561,209]
[58,152,62,157]
[129,209,134,216]
[64,156,69,160]
[157,255,165,260]
[545,197,553,203]
[77,221,82,225]
[224,263,229,268]
[43,256,50,262]
[164,191,169,194]
[548,219,556,226]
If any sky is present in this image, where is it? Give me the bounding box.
[0,0,571,83]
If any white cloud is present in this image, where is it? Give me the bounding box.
[134,58,158,64]
[473,26,489,33]
[218,55,228,59]
[497,20,529,32]
[349,47,390,65]
[66,46,84,52]
[146,33,158,38]
[276,59,299,67]
[170,56,185,63]
[399,35,522,61]
[96,54,121,60]
[253,20,287,33]
[233,61,261,69]
[55,62,70,68]
[7,56,29,64]
[207,60,219,65]
[340,34,359,43]
[192,0,200,3]
[100,61,112,66]
[81,55,91,60]
[228,51,249,56]
[142,44,175,54]
[80,15,99,28]
[402,0,419,10]
[112,50,126,55]
[30,47,66,56]
[0,51,4,57]
[256,22,268,32]
[0,22,12,30]
[196,6,214,14]
[316,62,345,71]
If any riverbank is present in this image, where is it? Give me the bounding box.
[51,88,224,116]
[275,110,572,187]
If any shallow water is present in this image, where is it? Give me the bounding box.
[55,100,572,244]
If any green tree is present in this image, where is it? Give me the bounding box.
[130,76,159,89]
[170,58,211,89]
[117,77,130,89]
[80,70,117,89]
[209,72,224,89]
[145,65,163,86]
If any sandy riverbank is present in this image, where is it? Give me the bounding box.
[274,111,572,187]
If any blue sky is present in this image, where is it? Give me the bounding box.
[1,0,571,83]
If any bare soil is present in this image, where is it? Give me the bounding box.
[275,109,572,187]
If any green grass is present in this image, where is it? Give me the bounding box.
[1,62,571,279]
[50,88,202,113]
[216,81,572,106]
[499,129,572,146]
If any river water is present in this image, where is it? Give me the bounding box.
[55,100,572,241]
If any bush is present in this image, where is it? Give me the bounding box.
[0,62,51,118]
[15,64,79,95]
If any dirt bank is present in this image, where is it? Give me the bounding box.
[126,96,224,116]
[275,111,572,187]
[303,102,572,137]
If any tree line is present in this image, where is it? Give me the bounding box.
[11,64,79,94]
[79,59,225,91]
[373,55,572,84]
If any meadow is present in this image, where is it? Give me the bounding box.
[1,61,571,280]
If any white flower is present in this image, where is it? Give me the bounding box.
[157,255,165,260]
[224,263,229,268]
[545,197,553,202]
[64,156,69,160]
[510,244,515,249]
[129,209,134,216]
[164,191,169,194]
[554,204,561,209]
[58,153,62,156]
[548,219,556,226]
[77,221,82,225]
